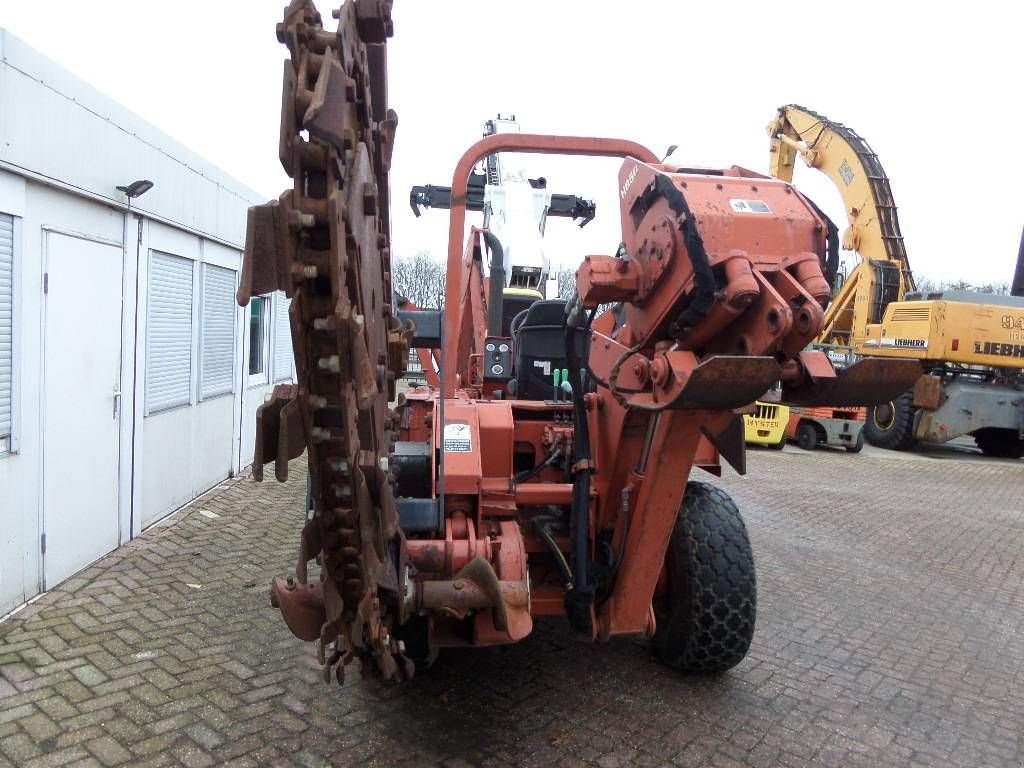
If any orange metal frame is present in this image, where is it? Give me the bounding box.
[397,132,843,644]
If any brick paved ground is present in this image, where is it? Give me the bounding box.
[2,449,1023,767]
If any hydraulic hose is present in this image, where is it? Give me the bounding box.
[512,444,561,486]
[482,231,505,336]
[532,516,574,589]
[563,297,595,631]
[639,175,716,337]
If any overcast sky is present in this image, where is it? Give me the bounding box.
[3,1,1022,285]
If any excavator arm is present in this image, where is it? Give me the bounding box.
[768,105,915,346]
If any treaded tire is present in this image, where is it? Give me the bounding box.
[796,422,818,451]
[974,428,1024,459]
[865,391,917,450]
[846,429,865,453]
[653,482,756,674]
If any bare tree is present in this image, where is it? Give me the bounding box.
[977,281,1011,295]
[556,267,577,300]
[914,275,1010,295]
[392,251,446,309]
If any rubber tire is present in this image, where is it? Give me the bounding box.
[796,422,818,451]
[846,429,865,453]
[653,482,756,674]
[864,391,918,450]
[974,428,1024,459]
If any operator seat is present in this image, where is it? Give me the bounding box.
[500,288,542,337]
[512,299,585,399]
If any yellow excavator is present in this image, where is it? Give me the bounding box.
[768,105,1024,458]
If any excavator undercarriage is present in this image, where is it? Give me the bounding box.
[237,1,922,682]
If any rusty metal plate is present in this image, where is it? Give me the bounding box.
[785,357,923,406]
[669,356,782,410]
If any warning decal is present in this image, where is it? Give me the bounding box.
[443,422,472,452]
[729,199,771,214]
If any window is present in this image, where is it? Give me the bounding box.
[199,264,236,399]
[0,213,13,449]
[146,252,193,414]
[273,292,293,382]
[247,296,270,384]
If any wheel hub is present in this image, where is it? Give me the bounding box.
[873,402,896,430]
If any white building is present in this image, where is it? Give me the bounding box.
[0,29,293,614]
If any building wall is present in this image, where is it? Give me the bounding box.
[0,175,128,612]
[136,224,243,528]
[0,29,255,245]
[0,29,293,615]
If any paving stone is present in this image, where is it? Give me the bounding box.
[84,735,131,767]
[20,712,61,741]
[184,723,223,751]
[68,666,107,689]
[0,452,1022,766]
[0,731,42,762]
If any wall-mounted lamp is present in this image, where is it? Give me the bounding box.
[116,179,154,199]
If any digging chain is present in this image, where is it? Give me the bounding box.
[784,104,909,273]
[253,0,411,682]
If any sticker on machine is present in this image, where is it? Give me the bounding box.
[443,422,472,452]
[878,337,928,349]
[729,199,771,214]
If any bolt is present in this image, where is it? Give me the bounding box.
[453,579,465,591]
[318,355,341,373]
[286,575,296,590]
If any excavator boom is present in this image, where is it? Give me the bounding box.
[769,105,912,277]
[769,105,916,346]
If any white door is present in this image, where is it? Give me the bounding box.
[43,232,123,588]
